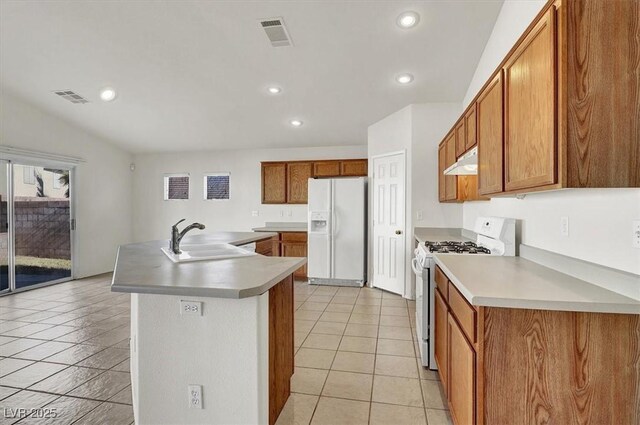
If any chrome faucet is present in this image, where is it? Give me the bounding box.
[170,219,206,254]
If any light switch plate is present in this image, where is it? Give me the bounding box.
[416,210,423,221]
[633,220,640,248]
[180,300,202,316]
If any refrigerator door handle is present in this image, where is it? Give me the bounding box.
[329,179,337,279]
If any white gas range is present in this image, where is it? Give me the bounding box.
[412,217,516,369]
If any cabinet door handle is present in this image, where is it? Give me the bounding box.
[395,230,403,235]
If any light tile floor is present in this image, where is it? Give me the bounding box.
[0,274,133,425]
[277,281,453,425]
[0,275,452,425]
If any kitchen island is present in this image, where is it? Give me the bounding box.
[111,232,306,425]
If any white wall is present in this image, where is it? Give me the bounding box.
[0,91,133,278]
[367,104,463,297]
[411,103,463,228]
[463,0,547,107]
[461,0,640,276]
[132,145,366,242]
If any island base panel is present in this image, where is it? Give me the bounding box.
[269,274,294,425]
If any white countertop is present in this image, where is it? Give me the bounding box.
[433,254,640,314]
[111,232,306,298]
[252,222,307,232]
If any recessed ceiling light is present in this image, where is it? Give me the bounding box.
[397,11,420,29]
[99,87,117,102]
[396,73,414,84]
[267,86,281,94]
[290,119,303,127]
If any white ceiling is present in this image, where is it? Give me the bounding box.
[0,1,503,153]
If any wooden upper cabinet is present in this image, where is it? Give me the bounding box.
[262,163,287,204]
[504,7,557,191]
[477,72,505,195]
[340,159,368,176]
[313,161,341,177]
[438,143,446,202]
[464,104,477,151]
[287,162,313,204]
[448,313,476,425]
[455,119,466,158]
[434,288,448,392]
[262,158,367,204]
[444,132,457,201]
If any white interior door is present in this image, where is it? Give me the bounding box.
[372,152,406,295]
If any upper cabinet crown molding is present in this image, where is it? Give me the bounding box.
[438,0,639,203]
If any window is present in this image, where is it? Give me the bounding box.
[164,174,190,200]
[23,166,36,185]
[204,173,230,200]
[53,172,63,189]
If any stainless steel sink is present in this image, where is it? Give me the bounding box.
[161,243,257,263]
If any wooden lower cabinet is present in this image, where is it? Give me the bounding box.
[448,313,475,425]
[261,231,308,280]
[434,288,448,391]
[434,268,640,425]
[256,236,277,256]
[281,241,307,280]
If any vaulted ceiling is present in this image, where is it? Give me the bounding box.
[0,1,503,153]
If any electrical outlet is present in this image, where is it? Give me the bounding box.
[180,301,202,316]
[188,385,203,409]
[560,216,569,237]
[633,220,640,248]
[416,210,423,221]
[279,210,284,217]
[251,210,259,217]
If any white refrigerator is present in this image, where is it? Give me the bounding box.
[307,177,367,287]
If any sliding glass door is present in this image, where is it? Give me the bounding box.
[1,160,9,293]
[0,160,73,294]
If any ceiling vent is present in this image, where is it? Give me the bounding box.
[259,17,293,47]
[53,90,89,104]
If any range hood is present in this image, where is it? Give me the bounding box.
[444,146,478,175]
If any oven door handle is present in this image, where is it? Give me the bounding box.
[411,258,422,275]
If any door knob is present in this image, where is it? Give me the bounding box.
[395,230,402,235]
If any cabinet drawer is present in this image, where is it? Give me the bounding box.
[434,266,448,300]
[448,281,476,343]
[281,232,308,242]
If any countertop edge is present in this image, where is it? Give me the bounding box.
[111,257,306,299]
[433,255,640,315]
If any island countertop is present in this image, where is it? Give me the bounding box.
[433,254,640,314]
[111,231,306,298]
